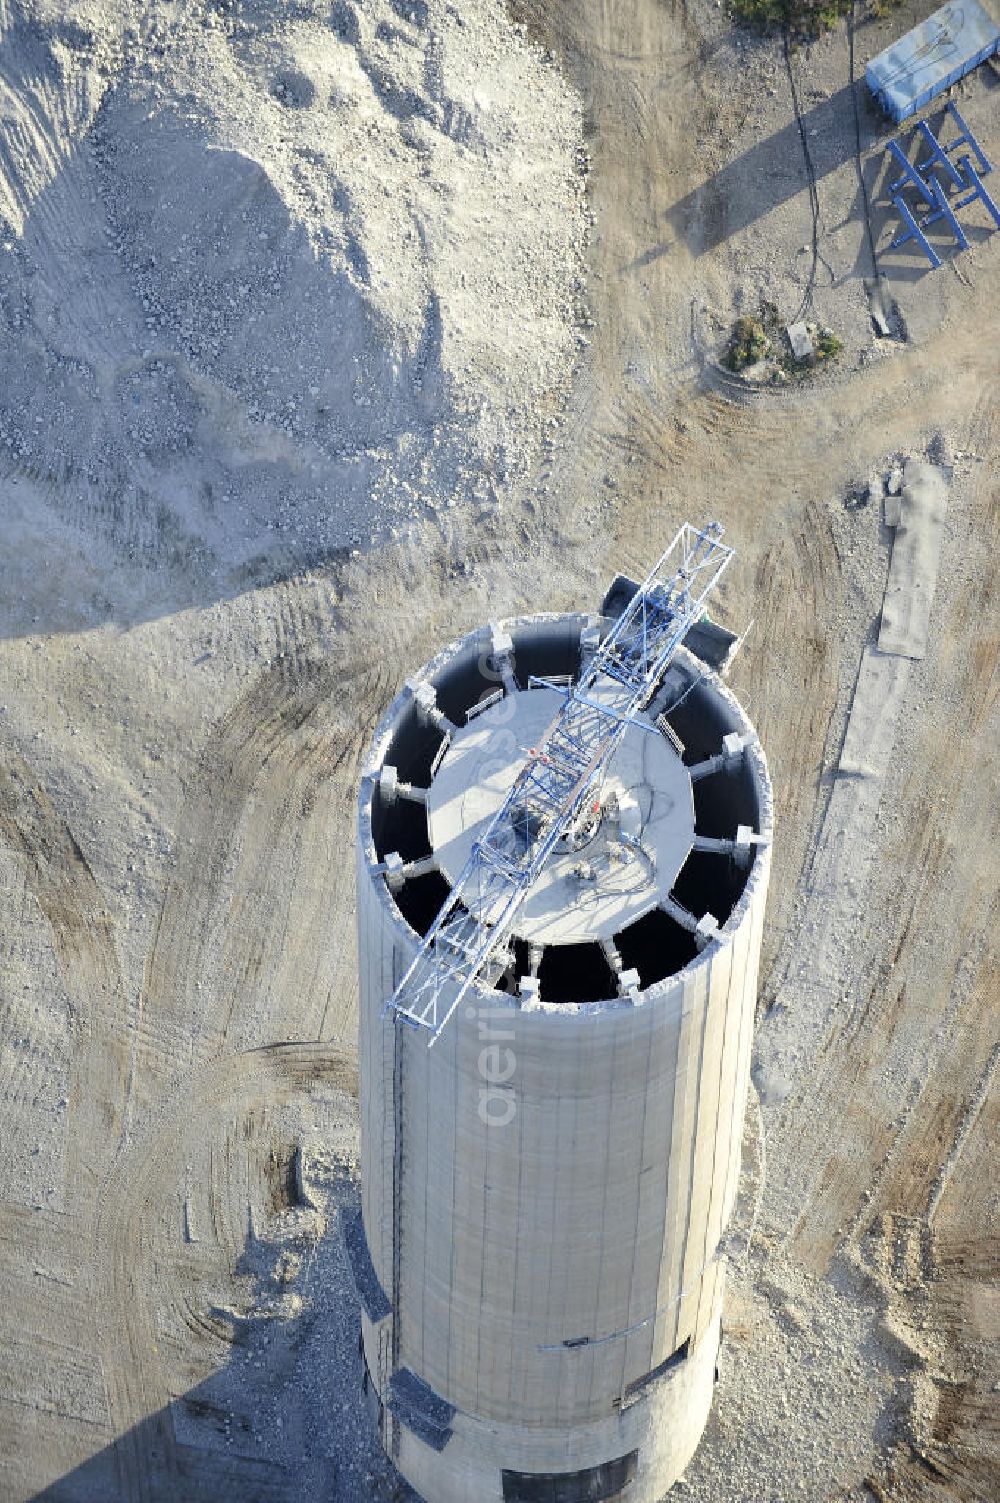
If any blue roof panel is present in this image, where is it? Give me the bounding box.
[866,1,1000,123]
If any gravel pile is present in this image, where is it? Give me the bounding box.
[0,0,587,594]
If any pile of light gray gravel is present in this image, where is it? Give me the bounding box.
[0,0,587,601]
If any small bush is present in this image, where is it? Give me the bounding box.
[724,305,844,379]
[726,316,770,371]
[729,0,852,37]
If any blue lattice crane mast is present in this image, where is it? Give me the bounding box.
[387,521,734,1043]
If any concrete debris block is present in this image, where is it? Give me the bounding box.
[183,1197,199,1244]
[786,321,813,361]
[865,278,892,338]
[293,1145,317,1210]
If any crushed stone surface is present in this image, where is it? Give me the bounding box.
[0,0,586,612]
[1,2,997,1502]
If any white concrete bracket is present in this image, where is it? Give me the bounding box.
[694,913,720,951]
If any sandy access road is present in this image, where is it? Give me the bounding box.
[0,0,998,1500]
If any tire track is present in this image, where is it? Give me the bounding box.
[93,1041,356,1503]
[0,7,110,236]
[765,401,999,1316]
[136,637,389,1089]
[0,746,129,1223]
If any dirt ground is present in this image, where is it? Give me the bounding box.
[0,0,997,1500]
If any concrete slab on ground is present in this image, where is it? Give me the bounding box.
[838,648,912,778]
[878,460,949,660]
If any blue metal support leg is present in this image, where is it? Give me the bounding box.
[952,154,1000,229]
[933,101,992,178]
[890,193,942,268]
[887,138,935,201]
[912,120,966,189]
[920,176,971,250]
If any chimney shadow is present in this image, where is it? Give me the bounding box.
[26,1162,414,1503]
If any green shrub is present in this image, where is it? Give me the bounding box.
[726,306,843,378]
[728,0,852,37]
[725,316,770,371]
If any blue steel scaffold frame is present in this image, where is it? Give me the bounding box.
[885,101,997,269]
[386,521,734,1043]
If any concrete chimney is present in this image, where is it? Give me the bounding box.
[352,605,772,1502]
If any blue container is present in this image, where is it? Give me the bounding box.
[866,0,1000,123]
